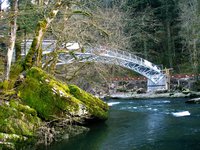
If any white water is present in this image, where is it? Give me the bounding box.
[107,102,120,106]
[172,111,190,117]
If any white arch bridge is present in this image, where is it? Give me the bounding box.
[22,40,167,92]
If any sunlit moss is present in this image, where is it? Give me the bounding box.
[18,67,108,121]
[18,67,81,120]
[69,85,109,120]
[0,101,41,137]
[0,132,27,150]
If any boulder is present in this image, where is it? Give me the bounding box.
[17,67,109,121]
[69,85,109,121]
[0,100,41,149]
[136,88,146,94]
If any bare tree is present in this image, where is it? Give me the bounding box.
[5,0,18,80]
[48,2,130,93]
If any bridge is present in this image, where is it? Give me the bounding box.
[21,40,167,92]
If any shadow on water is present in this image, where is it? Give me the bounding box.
[43,122,109,150]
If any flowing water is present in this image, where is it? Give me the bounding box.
[48,98,200,150]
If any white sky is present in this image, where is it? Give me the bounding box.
[1,0,9,9]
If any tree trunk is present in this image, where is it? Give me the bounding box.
[143,38,147,59]
[166,21,172,68]
[23,0,62,69]
[5,0,18,80]
[197,0,200,14]
[15,38,22,61]
[0,0,2,18]
[24,29,27,55]
[192,29,198,75]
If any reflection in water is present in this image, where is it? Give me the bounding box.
[48,98,200,150]
[146,114,165,142]
[48,122,108,150]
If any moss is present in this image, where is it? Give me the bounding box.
[49,11,56,18]
[49,53,58,74]
[36,47,43,67]
[18,67,82,120]
[38,20,47,31]
[15,39,22,61]
[0,101,41,137]
[0,132,28,150]
[2,80,9,90]
[26,67,70,92]
[2,89,16,95]
[9,100,37,116]
[0,58,4,77]
[0,81,3,89]
[24,38,38,70]
[4,62,24,89]
[18,67,108,121]
[69,85,109,120]
[24,19,47,70]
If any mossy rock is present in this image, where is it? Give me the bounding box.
[0,100,41,137]
[69,85,109,120]
[0,100,41,149]
[0,132,28,149]
[18,67,108,121]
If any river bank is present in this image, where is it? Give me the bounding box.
[104,91,200,99]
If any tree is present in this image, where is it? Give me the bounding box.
[155,0,180,68]
[46,0,130,91]
[122,0,182,69]
[122,0,162,61]
[15,0,44,61]
[179,0,200,75]
[23,0,63,69]
[5,0,18,80]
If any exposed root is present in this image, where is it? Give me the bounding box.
[36,117,89,146]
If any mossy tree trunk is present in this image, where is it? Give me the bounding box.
[15,27,23,61]
[23,0,63,70]
[15,39,22,61]
[42,51,58,75]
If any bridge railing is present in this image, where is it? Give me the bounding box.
[88,47,161,73]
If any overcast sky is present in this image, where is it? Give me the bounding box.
[1,0,9,9]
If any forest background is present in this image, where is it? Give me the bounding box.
[0,0,200,91]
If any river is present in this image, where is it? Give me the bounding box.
[48,98,200,150]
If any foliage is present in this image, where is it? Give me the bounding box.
[178,0,200,74]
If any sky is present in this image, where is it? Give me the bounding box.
[1,0,9,9]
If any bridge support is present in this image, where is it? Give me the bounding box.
[147,76,167,92]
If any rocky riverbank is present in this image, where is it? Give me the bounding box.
[0,67,109,149]
[106,91,200,99]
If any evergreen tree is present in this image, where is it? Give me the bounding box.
[179,0,200,74]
